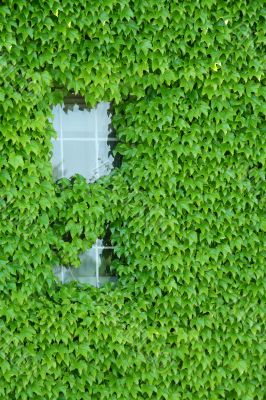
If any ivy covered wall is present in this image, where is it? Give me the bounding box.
[0,1,265,399]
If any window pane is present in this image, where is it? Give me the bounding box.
[98,247,113,276]
[61,105,96,138]
[63,248,97,285]
[52,104,61,132]
[51,140,62,180]
[63,141,96,181]
[96,102,114,138]
[98,248,117,287]
[97,139,115,178]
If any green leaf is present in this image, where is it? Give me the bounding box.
[8,154,24,169]
[188,231,198,245]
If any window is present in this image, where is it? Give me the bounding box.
[51,94,117,287]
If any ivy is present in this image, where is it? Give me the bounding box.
[0,0,265,399]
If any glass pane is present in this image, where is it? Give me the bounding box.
[63,141,96,181]
[97,140,114,178]
[63,248,97,285]
[61,105,96,138]
[98,247,117,287]
[51,105,61,133]
[96,103,114,138]
[98,247,113,276]
[98,276,117,287]
[51,140,63,180]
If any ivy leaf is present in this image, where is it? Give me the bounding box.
[188,231,198,245]
[8,154,24,169]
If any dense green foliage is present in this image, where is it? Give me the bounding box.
[0,0,265,398]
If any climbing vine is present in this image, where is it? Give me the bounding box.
[0,1,265,399]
